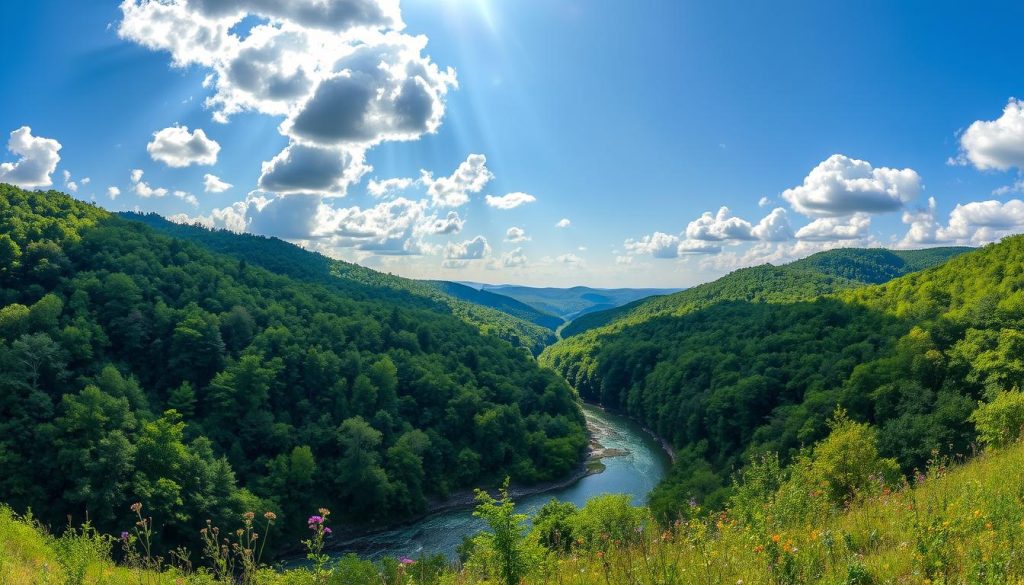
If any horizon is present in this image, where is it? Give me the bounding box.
[2,1,1024,287]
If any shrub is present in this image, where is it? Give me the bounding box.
[970,390,1024,447]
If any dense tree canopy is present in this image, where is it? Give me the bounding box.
[543,240,1020,519]
[0,185,586,552]
[127,213,558,355]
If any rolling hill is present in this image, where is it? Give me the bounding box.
[125,213,559,355]
[560,246,970,338]
[542,242,991,515]
[0,185,586,553]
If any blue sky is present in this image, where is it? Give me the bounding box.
[2,0,1024,286]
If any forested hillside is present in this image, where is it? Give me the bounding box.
[542,241,1008,518]
[560,247,969,338]
[125,213,558,355]
[424,281,563,331]
[0,185,586,552]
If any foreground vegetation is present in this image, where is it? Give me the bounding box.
[5,404,1024,584]
[0,185,586,556]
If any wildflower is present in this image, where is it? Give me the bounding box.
[985,522,993,530]
[974,509,982,518]
[596,551,604,559]
[688,497,698,508]
[264,512,277,522]
[243,512,255,521]
[771,534,781,543]
[130,502,142,513]
[318,508,331,516]
[399,557,415,566]
[120,531,130,541]
[323,527,332,535]
[753,545,764,554]
[308,515,324,526]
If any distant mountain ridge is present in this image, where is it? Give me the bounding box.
[462,284,681,322]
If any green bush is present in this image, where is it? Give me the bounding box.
[970,390,1024,447]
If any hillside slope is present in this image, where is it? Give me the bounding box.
[424,281,563,331]
[543,240,1012,515]
[5,431,1024,583]
[0,185,586,552]
[560,246,970,338]
[124,213,558,355]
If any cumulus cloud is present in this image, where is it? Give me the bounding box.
[505,226,529,242]
[795,213,871,241]
[367,177,413,198]
[119,0,457,242]
[625,232,681,258]
[751,207,794,241]
[130,170,168,198]
[555,218,571,228]
[781,154,921,217]
[993,179,1024,196]
[203,173,233,192]
[685,207,756,241]
[147,126,220,167]
[555,253,585,267]
[107,186,121,200]
[422,154,492,207]
[758,196,771,207]
[424,210,463,235]
[500,247,527,268]
[444,235,490,260]
[257,143,369,196]
[62,170,78,193]
[954,98,1024,171]
[485,192,536,210]
[942,199,1024,243]
[0,126,62,188]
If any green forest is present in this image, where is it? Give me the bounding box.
[126,213,559,356]
[0,185,587,553]
[540,240,1024,519]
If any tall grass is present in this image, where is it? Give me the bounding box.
[4,441,1024,584]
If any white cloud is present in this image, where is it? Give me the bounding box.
[203,173,233,193]
[147,126,220,167]
[555,253,585,268]
[485,192,536,210]
[625,232,681,258]
[954,98,1024,171]
[173,190,199,207]
[444,235,490,260]
[685,207,755,241]
[781,154,921,217]
[899,197,943,246]
[758,196,771,207]
[424,210,463,235]
[555,218,571,228]
[615,255,633,265]
[505,226,529,242]
[119,0,458,243]
[81,177,91,185]
[677,240,722,255]
[942,199,1024,243]
[795,213,871,241]
[367,177,413,198]
[131,169,169,198]
[422,154,492,207]
[993,178,1024,196]
[500,247,527,268]
[62,170,78,193]
[751,207,794,241]
[0,126,62,188]
[107,186,121,200]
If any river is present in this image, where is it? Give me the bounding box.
[329,403,671,560]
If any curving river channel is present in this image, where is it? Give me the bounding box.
[329,403,671,560]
